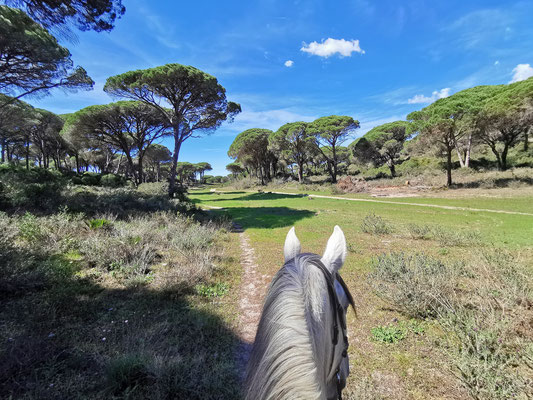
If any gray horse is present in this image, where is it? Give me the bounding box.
[245,226,355,400]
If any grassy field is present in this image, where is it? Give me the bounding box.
[190,189,533,399]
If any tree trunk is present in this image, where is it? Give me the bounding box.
[455,144,465,168]
[138,155,144,184]
[75,153,80,173]
[388,162,396,177]
[259,165,265,185]
[501,144,509,171]
[297,160,304,183]
[465,133,472,168]
[446,145,453,186]
[332,146,338,183]
[168,127,182,197]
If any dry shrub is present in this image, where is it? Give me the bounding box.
[369,249,533,399]
[369,252,458,318]
[336,176,368,193]
[79,212,221,289]
[406,223,481,246]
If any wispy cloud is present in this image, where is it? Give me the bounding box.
[443,8,513,50]
[301,38,365,58]
[284,60,294,67]
[407,88,451,104]
[509,63,533,83]
[138,5,180,50]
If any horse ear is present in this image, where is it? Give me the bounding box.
[284,226,301,263]
[321,226,347,273]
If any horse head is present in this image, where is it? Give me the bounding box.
[246,226,354,400]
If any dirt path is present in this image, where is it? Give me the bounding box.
[233,223,271,381]
[234,190,533,217]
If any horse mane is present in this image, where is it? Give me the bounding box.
[244,253,333,400]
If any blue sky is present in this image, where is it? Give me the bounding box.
[29,0,533,176]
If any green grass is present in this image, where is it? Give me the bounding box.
[189,190,533,247]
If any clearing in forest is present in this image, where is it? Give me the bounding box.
[190,189,533,399]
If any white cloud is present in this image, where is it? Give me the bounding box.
[494,60,500,65]
[407,88,451,104]
[284,60,294,67]
[509,63,533,83]
[300,38,365,58]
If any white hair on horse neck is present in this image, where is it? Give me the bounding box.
[245,226,352,400]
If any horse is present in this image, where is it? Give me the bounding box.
[245,226,355,400]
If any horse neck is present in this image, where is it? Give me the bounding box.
[245,254,334,400]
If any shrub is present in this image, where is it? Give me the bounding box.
[18,212,43,242]
[406,223,481,246]
[369,252,457,318]
[440,310,526,400]
[406,223,432,240]
[432,225,480,247]
[137,181,169,196]
[100,173,125,188]
[369,249,533,399]
[80,172,100,186]
[361,213,393,235]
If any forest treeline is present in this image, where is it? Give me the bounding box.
[1,3,238,194]
[1,2,532,190]
[227,78,533,186]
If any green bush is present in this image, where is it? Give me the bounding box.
[396,157,442,175]
[406,223,432,239]
[18,212,43,242]
[137,181,169,196]
[100,173,125,187]
[80,172,100,186]
[0,166,66,210]
[361,213,393,235]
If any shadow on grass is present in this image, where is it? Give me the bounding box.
[210,206,315,229]
[202,192,305,203]
[0,242,242,400]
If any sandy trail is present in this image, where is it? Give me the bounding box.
[232,223,271,381]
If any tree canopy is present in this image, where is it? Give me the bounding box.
[351,120,410,176]
[4,0,125,33]
[269,121,316,183]
[308,115,359,182]
[228,128,272,184]
[477,78,533,170]
[104,63,241,195]
[0,5,94,106]
[62,101,171,184]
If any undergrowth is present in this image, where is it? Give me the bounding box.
[369,249,533,399]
